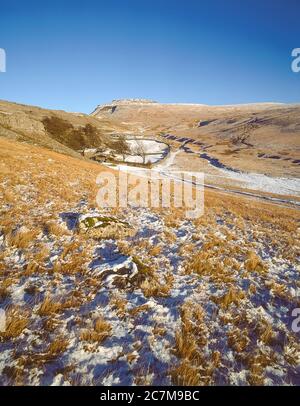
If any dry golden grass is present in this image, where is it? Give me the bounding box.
[186,232,245,283]
[23,261,41,275]
[255,320,275,345]
[178,242,196,256]
[170,301,218,385]
[0,306,29,340]
[80,316,111,343]
[0,138,109,238]
[48,337,69,355]
[163,230,177,244]
[212,287,246,310]
[0,278,14,290]
[43,221,68,237]
[245,251,266,273]
[133,367,154,386]
[34,244,50,263]
[241,349,278,385]
[6,229,39,249]
[140,278,171,298]
[52,253,87,275]
[128,304,150,317]
[2,189,16,204]
[37,296,62,316]
[152,324,167,336]
[266,280,289,300]
[14,335,70,371]
[60,240,81,260]
[148,245,162,256]
[110,293,128,318]
[227,327,250,352]
[173,329,198,361]
[173,303,207,360]
[42,316,61,332]
[170,361,202,386]
[0,286,10,302]
[116,241,133,256]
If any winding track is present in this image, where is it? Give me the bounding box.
[104,142,300,210]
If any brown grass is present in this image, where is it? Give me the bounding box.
[212,287,246,310]
[48,337,69,355]
[34,244,50,263]
[7,229,39,249]
[128,304,150,317]
[110,293,128,319]
[43,221,68,237]
[80,317,111,343]
[227,327,250,352]
[245,251,266,273]
[140,278,172,298]
[37,296,62,316]
[170,361,202,386]
[0,306,29,340]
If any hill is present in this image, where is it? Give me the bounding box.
[0,99,129,158]
[92,100,300,177]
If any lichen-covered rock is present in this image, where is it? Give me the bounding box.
[78,213,135,239]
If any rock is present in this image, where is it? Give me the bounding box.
[78,213,135,239]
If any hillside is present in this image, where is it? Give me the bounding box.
[0,99,129,158]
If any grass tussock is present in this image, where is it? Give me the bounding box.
[37,296,62,316]
[80,317,112,343]
[170,302,217,385]
[170,361,203,386]
[0,307,29,340]
[7,229,39,249]
[110,293,128,319]
[245,251,266,273]
[43,221,68,237]
[212,287,246,310]
[47,337,69,356]
[227,327,250,352]
[140,278,172,298]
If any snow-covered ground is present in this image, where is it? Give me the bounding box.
[1,201,299,385]
[120,139,169,164]
[126,139,168,155]
[209,169,300,197]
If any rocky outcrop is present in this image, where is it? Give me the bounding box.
[0,99,126,158]
[78,213,136,239]
[0,110,46,138]
[90,99,157,116]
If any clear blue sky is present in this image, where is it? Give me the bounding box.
[0,0,300,113]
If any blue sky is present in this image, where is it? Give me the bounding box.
[0,0,299,113]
